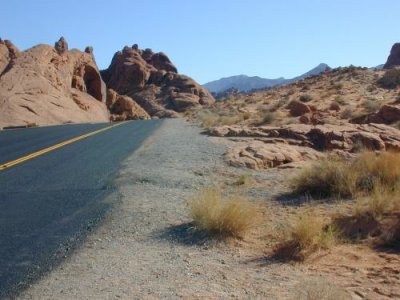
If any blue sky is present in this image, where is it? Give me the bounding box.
[1,0,399,83]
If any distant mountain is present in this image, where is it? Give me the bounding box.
[203,63,330,94]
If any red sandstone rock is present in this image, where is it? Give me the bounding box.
[101,45,215,117]
[286,100,312,116]
[0,38,109,128]
[107,89,150,120]
[383,43,400,69]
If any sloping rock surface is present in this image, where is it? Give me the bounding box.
[210,123,400,169]
[0,38,109,127]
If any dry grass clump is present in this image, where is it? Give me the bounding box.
[293,278,351,300]
[188,188,259,239]
[362,99,381,112]
[355,184,400,218]
[274,212,338,260]
[253,111,276,126]
[292,151,400,199]
[233,173,252,186]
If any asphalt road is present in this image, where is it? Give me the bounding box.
[0,120,162,298]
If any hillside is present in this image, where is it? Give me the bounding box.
[203,63,330,93]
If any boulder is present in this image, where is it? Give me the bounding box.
[101,45,215,117]
[286,100,311,116]
[226,140,323,170]
[383,43,400,69]
[351,104,400,125]
[107,89,150,120]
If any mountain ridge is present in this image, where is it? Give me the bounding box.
[203,63,331,93]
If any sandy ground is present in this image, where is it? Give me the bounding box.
[17,120,400,299]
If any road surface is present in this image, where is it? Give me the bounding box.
[0,120,162,298]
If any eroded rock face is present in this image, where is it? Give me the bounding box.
[54,37,68,55]
[101,45,215,117]
[107,89,150,120]
[0,39,19,75]
[209,123,400,169]
[351,104,400,125]
[0,38,110,127]
[384,43,400,69]
[227,140,323,170]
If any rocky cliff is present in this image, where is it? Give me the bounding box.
[383,43,400,69]
[101,45,215,118]
[0,37,112,127]
[0,39,213,127]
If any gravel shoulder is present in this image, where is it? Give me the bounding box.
[17,119,295,299]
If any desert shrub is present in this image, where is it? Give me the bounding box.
[233,173,252,186]
[340,107,354,119]
[299,94,313,102]
[26,122,38,128]
[355,183,400,218]
[254,111,276,126]
[378,69,400,89]
[334,96,346,105]
[333,83,343,90]
[361,99,380,112]
[189,188,259,238]
[292,151,400,199]
[274,212,338,260]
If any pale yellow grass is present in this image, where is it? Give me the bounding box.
[189,188,260,239]
[274,211,338,260]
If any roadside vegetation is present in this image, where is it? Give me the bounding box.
[288,151,400,253]
[274,211,339,261]
[188,187,260,239]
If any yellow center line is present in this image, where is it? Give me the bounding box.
[0,122,128,171]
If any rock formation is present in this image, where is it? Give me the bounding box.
[383,43,400,69]
[209,123,400,169]
[107,89,150,120]
[0,38,110,127]
[101,45,215,118]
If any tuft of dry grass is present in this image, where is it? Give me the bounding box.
[293,278,351,300]
[355,183,400,218]
[292,151,400,200]
[188,188,260,239]
[274,212,339,260]
[233,173,252,186]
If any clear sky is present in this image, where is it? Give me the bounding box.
[1,0,399,84]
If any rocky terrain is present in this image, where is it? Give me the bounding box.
[18,120,400,299]
[0,38,214,128]
[191,43,400,169]
[101,45,215,118]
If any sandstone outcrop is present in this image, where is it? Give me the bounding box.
[0,38,109,127]
[209,123,400,169]
[383,43,400,69]
[101,45,215,117]
[0,39,19,75]
[107,89,150,120]
[351,104,400,125]
[226,140,322,170]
